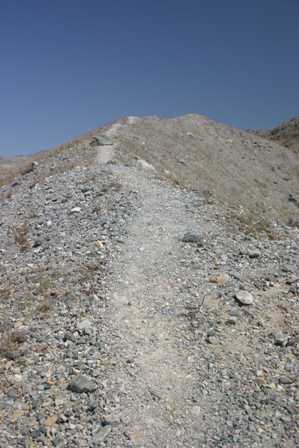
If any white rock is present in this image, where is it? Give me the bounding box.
[77,319,93,334]
[235,290,254,305]
[136,158,156,172]
[70,207,81,214]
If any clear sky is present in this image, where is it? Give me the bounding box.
[1,0,298,156]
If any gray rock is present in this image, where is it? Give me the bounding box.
[181,232,202,244]
[69,375,97,393]
[235,290,254,305]
[207,328,216,337]
[247,249,261,258]
[87,399,97,412]
[77,319,93,335]
[93,424,111,443]
[226,316,238,325]
[206,336,217,344]
[273,332,288,347]
[90,135,114,146]
[279,376,296,385]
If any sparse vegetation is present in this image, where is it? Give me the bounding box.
[0,317,26,359]
[8,222,30,251]
[227,208,281,240]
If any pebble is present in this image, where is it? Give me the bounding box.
[273,332,288,347]
[69,375,97,393]
[181,232,202,244]
[235,290,254,305]
[70,207,82,214]
[93,424,111,443]
[279,376,296,385]
[77,319,93,335]
[247,249,261,258]
[87,399,97,412]
[226,316,238,325]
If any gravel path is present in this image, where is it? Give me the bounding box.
[101,161,200,446]
[96,144,298,448]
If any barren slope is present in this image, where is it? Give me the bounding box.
[0,115,298,447]
[98,114,299,227]
[254,117,299,154]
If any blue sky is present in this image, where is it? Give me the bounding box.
[1,0,298,155]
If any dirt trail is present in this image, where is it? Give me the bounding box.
[97,148,200,446]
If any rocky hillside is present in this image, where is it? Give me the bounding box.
[254,117,299,154]
[100,114,299,228]
[0,115,298,447]
[0,155,32,187]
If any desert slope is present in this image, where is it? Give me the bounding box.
[0,114,298,447]
[254,117,299,154]
[98,114,299,226]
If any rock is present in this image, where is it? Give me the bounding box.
[287,335,299,347]
[77,319,93,335]
[93,424,111,444]
[206,336,217,344]
[70,207,81,214]
[135,158,156,172]
[87,399,97,412]
[207,328,216,337]
[226,316,237,325]
[279,376,296,385]
[190,405,201,417]
[247,249,261,259]
[181,232,202,244]
[32,239,42,248]
[90,135,114,146]
[235,290,254,305]
[239,248,260,258]
[69,375,97,393]
[273,332,288,347]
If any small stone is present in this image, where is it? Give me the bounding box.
[5,351,18,360]
[229,308,241,317]
[279,376,296,385]
[70,207,81,214]
[14,374,23,383]
[273,332,288,347]
[77,319,93,335]
[93,424,111,443]
[190,405,201,417]
[226,316,237,325]
[69,375,97,393]
[181,232,202,244]
[87,399,97,412]
[90,135,114,146]
[235,290,254,305]
[32,239,42,248]
[53,435,64,447]
[136,158,156,172]
[207,328,216,337]
[247,249,261,258]
[206,336,216,344]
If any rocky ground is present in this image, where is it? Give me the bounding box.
[253,116,299,154]
[0,117,298,447]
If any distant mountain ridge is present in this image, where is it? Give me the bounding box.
[253,116,299,154]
